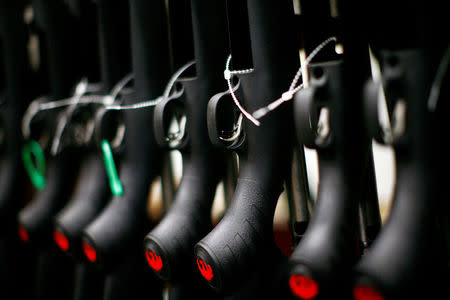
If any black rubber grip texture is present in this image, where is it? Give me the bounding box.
[144,167,223,281]
[82,0,170,271]
[144,0,228,285]
[195,0,299,294]
[55,154,110,257]
[196,178,283,291]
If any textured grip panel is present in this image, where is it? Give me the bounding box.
[144,174,218,281]
[195,178,279,292]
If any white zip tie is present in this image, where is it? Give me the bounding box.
[110,73,134,100]
[105,96,163,110]
[225,37,337,126]
[51,79,96,154]
[50,74,138,154]
[105,60,196,111]
[35,95,106,110]
[30,61,196,151]
[163,60,195,100]
[26,75,129,114]
[252,84,303,119]
[22,79,107,138]
[224,55,260,126]
[21,74,132,138]
[36,79,111,110]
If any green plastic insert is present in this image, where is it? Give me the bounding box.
[22,140,46,190]
[101,139,123,196]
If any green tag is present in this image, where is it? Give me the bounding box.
[101,139,123,196]
[22,140,46,190]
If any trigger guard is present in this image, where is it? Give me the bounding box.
[207,91,225,148]
[94,107,126,153]
[153,93,189,150]
[207,81,246,151]
[294,87,320,149]
[207,90,244,150]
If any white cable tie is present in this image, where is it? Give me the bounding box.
[224,69,232,80]
[105,61,195,111]
[251,37,337,121]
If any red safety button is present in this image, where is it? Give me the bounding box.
[53,230,69,251]
[18,226,29,242]
[289,274,319,299]
[82,241,97,262]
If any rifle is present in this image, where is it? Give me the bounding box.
[353,1,450,299]
[2,1,448,298]
[48,1,110,299]
[17,0,90,298]
[145,0,228,298]
[288,1,380,298]
[81,0,168,298]
[196,0,299,297]
[0,1,37,299]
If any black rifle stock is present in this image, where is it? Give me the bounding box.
[54,153,109,300]
[0,2,36,299]
[288,1,376,299]
[17,0,85,299]
[51,1,114,298]
[145,1,227,298]
[195,1,298,297]
[353,2,450,299]
[81,0,166,299]
[18,0,83,245]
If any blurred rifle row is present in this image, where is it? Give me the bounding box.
[0,1,449,299]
